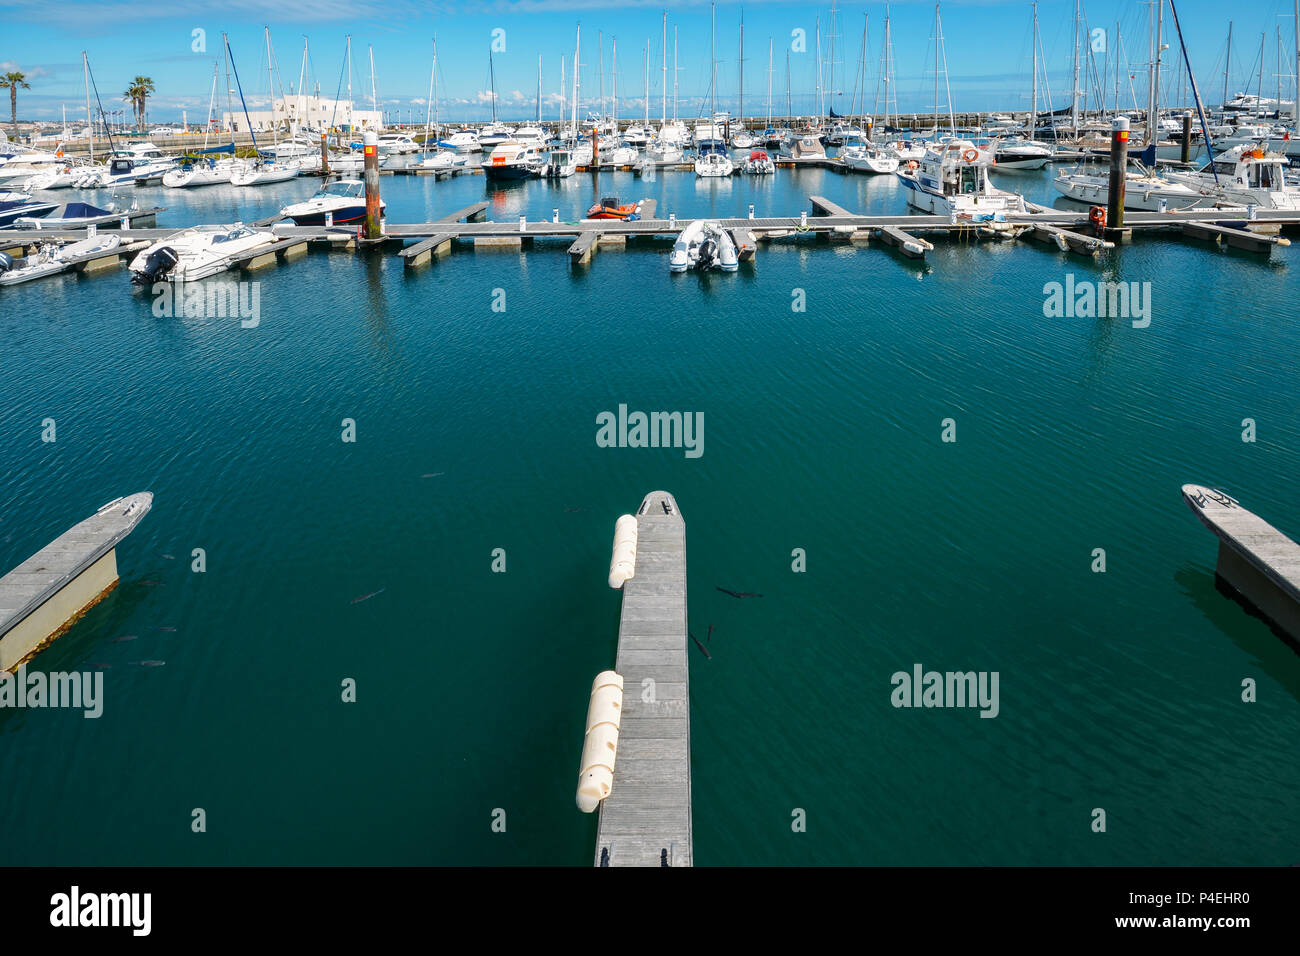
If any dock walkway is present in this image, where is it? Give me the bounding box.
[595,491,692,867]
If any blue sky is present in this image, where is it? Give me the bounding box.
[3,0,1298,123]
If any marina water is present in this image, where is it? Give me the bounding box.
[2,164,1298,864]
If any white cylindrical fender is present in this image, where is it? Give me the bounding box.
[607,514,638,589]
[577,671,624,813]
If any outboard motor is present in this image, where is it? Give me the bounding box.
[0,251,13,275]
[697,237,718,270]
[132,246,178,285]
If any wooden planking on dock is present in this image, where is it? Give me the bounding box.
[595,490,692,868]
[1182,484,1300,642]
[1179,220,1290,253]
[569,231,598,265]
[1025,222,1114,256]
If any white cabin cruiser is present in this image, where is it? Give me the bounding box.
[992,137,1053,170]
[444,129,480,152]
[669,219,738,272]
[477,123,514,150]
[1165,143,1300,210]
[128,224,276,284]
[279,179,382,226]
[897,140,1027,233]
[841,135,899,174]
[779,130,827,159]
[376,133,420,155]
[544,148,577,178]
[1053,165,1206,211]
[482,140,545,181]
[420,150,469,171]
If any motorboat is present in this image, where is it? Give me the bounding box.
[658,120,691,146]
[622,125,650,147]
[1164,143,1300,210]
[669,219,738,272]
[0,234,121,286]
[544,149,577,179]
[376,133,420,155]
[513,125,547,147]
[128,224,277,284]
[230,160,301,186]
[779,130,827,159]
[741,149,775,175]
[897,140,1028,233]
[840,135,899,174]
[12,200,128,228]
[0,195,58,226]
[482,140,545,181]
[585,197,643,220]
[21,163,86,190]
[1053,165,1206,211]
[694,112,732,145]
[825,122,865,146]
[279,179,382,226]
[420,150,469,171]
[477,123,515,150]
[992,137,1053,170]
[444,129,480,152]
[694,139,734,177]
[0,148,66,186]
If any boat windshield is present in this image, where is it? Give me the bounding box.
[317,182,363,199]
[213,227,254,243]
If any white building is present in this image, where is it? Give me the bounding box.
[222,95,383,134]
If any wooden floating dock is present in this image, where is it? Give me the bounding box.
[1183,484,1300,645]
[0,493,153,672]
[595,490,692,868]
[3,199,1299,284]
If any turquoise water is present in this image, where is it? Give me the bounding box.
[1,162,1298,865]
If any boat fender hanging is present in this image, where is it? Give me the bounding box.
[576,671,624,813]
[608,514,638,589]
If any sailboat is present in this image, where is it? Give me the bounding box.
[232,28,301,185]
[646,15,685,163]
[992,3,1052,170]
[731,13,756,148]
[695,4,735,177]
[478,48,514,149]
[420,39,469,171]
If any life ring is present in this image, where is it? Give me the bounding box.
[1088,205,1107,232]
[906,160,918,170]
[962,148,979,162]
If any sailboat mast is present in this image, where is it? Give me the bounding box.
[1030,3,1038,134]
[1257,33,1265,122]
[571,25,580,139]
[815,17,824,122]
[710,4,716,128]
[643,42,649,126]
[267,27,278,146]
[369,44,377,120]
[661,13,667,126]
[612,37,618,131]
[298,38,307,136]
[884,6,892,131]
[933,5,939,134]
[537,54,542,123]
[1223,21,1232,107]
[82,51,93,162]
[1071,0,1081,133]
[489,47,497,123]
[674,27,679,121]
[739,11,744,126]
[767,37,773,128]
[346,35,352,130]
[1154,0,1164,132]
[424,41,435,149]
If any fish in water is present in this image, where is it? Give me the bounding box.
[689,631,712,660]
[707,624,714,644]
[717,587,763,599]
[420,473,444,478]
[132,660,166,667]
[160,553,176,560]
[153,626,177,632]
[140,580,164,587]
[112,635,138,643]
[352,588,387,604]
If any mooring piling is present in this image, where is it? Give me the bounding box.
[364,130,382,240]
[1105,116,1131,244]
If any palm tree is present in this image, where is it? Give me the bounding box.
[123,76,155,131]
[0,71,30,134]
